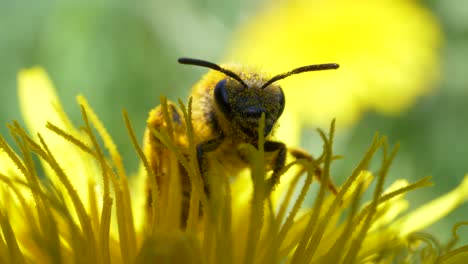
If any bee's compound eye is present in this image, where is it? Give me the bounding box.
[214,79,231,117]
[278,88,285,116]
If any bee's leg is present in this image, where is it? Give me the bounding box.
[289,148,338,195]
[264,140,288,191]
[196,136,224,196]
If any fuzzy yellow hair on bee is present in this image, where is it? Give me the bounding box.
[144,58,339,226]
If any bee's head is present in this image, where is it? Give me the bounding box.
[213,76,284,138]
[178,58,339,139]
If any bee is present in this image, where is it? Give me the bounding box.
[144,58,339,225]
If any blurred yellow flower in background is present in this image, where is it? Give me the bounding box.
[227,0,441,129]
[1,68,468,263]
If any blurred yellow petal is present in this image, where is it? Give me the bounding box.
[227,0,441,128]
[18,67,67,137]
[275,108,300,147]
[369,179,411,231]
[394,175,468,236]
[17,67,98,209]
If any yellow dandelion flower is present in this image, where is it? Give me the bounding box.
[0,67,467,264]
[226,0,441,129]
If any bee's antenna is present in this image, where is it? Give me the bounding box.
[178,58,249,89]
[261,63,339,89]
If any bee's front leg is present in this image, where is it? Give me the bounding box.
[196,136,224,196]
[289,148,338,195]
[264,140,288,191]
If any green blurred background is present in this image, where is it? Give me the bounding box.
[1,0,467,244]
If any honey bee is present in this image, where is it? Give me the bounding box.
[144,58,339,224]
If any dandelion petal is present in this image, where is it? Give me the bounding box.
[395,175,468,236]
